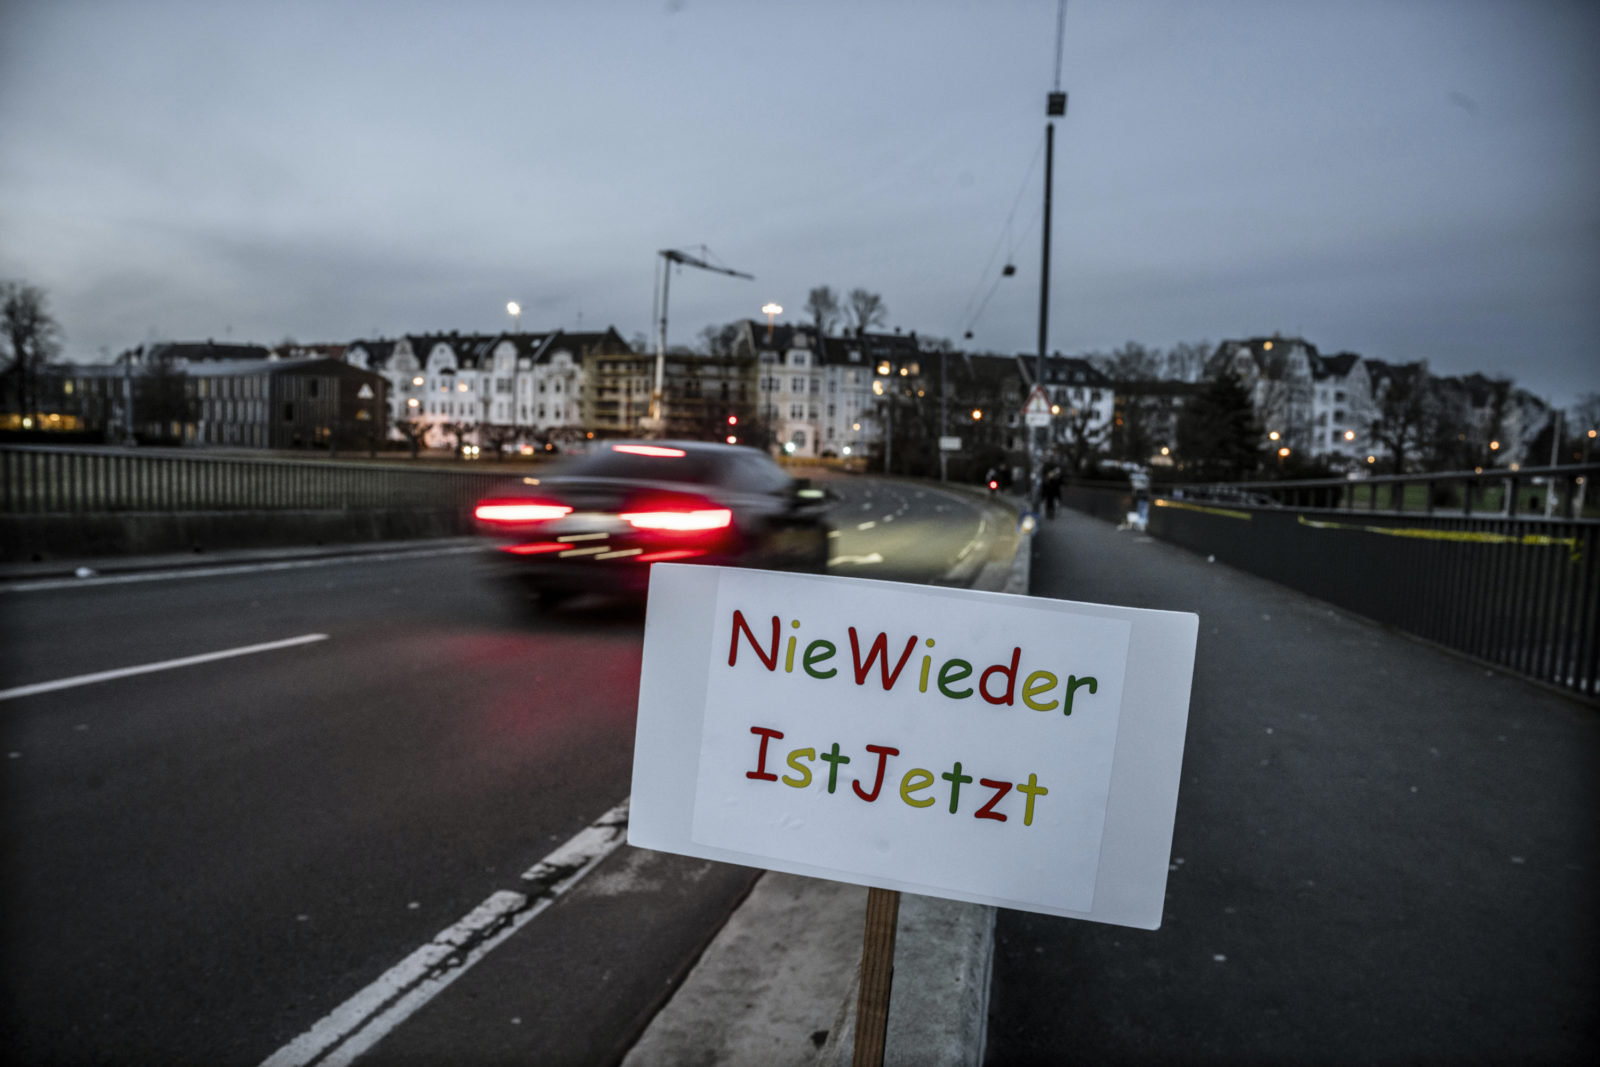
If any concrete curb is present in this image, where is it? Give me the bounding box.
[0,537,481,583]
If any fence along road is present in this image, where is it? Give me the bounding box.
[1064,463,1600,700]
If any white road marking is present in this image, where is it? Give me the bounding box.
[828,552,884,566]
[881,515,895,523]
[0,634,329,702]
[260,799,630,1067]
[0,544,483,594]
[856,521,877,530]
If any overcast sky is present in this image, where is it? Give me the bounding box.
[2,0,1596,406]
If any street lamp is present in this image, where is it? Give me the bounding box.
[761,302,782,343]
[507,301,521,332]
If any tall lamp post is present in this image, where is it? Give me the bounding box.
[506,301,522,333]
[1034,0,1067,497]
[762,302,783,343]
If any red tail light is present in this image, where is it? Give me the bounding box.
[619,507,733,531]
[474,499,573,523]
[988,480,999,491]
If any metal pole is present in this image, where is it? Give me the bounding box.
[1038,121,1053,388]
[940,348,948,482]
[1545,409,1561,517]
[652,259,671,429]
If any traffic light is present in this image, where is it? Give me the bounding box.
[726,414,738,426]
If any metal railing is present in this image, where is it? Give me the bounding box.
[1066,465,1599,699]
[1168,463,1598,520]
[1,445,516,516]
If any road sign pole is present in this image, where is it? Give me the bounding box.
[851,887,901,1067]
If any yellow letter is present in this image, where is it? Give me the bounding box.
[782,748,815,788]
[1022,670,1059,711]
[899,767,936,808]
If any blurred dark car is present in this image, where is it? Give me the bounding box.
[473,440,832,606]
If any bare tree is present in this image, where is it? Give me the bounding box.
[478,421,529,461]
[1370,369,1433,474]
[2,281,62,419]
[394,414,430,458]
[805,287,841,335]
[698,321,741,357]
[845,289,888,333]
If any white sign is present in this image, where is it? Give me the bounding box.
[939,436,962,452]
[630,565,1198,929]
[357,383,375,399]
[1025,411,1052,428]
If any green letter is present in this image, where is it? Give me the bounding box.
[803,640,837,679]
[941,760,973,813]
[937,659,974,699]
[819,743,852,793]
[899,768,936,808]
[1064,675,1098,716]
[1022,670,1059,711]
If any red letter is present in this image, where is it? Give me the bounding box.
[746,726,783,781]
[847,628,919,690]
[729,610,780,671]
[979,647,1022,706]
[974,778,1012,822]
[851,744,901,802]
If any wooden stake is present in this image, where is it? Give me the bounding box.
[851,887,900,1067]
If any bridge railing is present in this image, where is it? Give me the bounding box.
[1070,464,1599,700]
[1,445,515,516]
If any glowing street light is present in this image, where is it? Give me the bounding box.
[506,301,522,332]
[1343,430,1355,441]
[761,302,783,342]
[1268,430,1281,442]
[971,408,983,421]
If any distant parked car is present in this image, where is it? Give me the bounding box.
[473,440,832,607]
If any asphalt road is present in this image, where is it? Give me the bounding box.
[0,475,1004,1066]
[985,507,1599,1065]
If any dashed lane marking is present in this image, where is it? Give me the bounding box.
[260,799,630,1067]
[857,521,878,531]
[0,634,330,701]
[828,553,885,566]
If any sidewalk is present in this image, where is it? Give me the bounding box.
[986,505,1599,1064]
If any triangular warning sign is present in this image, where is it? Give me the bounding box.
[357,383,375,399]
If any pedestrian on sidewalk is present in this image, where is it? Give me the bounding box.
[1041,465,1062,519]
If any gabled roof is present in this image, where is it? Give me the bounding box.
[818,329,920,367]
[146,341,274,364]
[1317,351,1363,379]
[348,339,397,364]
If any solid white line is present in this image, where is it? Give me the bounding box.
[1,544,483,594]
[0,634,329,701]
[259,799,630,1067]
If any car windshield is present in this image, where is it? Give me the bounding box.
[554,449,726,486]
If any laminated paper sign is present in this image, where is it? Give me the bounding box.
[629,565,1198,929]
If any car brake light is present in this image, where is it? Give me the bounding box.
[618,508,733,531]
[474,500,573,523]
[988,480,999,491]
[612,444,686,458]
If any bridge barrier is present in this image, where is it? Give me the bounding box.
[1063,471,1599,700]
[1,445,513,561]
